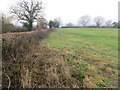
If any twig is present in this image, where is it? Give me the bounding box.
[4,72,11,90]
[3,66,11,90]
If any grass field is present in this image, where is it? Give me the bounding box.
[42,28,118,88]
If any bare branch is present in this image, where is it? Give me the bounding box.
[3,66,11,90]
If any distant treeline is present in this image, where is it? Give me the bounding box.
[61,26,116,28]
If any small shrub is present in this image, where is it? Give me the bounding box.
[10,27,29,32]
[71,69,85,80]
[2,23,15,33]
[96,80,107,87]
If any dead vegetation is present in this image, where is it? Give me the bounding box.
[2,30,85,88]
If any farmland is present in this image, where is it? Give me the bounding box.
[42,28,118,88]
[1,0,119,88]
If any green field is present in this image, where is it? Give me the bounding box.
[42,28,118,88]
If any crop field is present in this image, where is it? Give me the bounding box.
[42,28,118,88]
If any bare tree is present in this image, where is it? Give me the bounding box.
[11,0,43,30]
[78,15,91,27]
[66,22,73,27]
[2,14,14,33]
[37,18,47,29]
[53,17,62,28]
[105,20,112,27]
[2,14,13,24]
[94,16,105,27]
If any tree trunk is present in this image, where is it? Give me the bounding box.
[28,21,33,31]
[97,23,100,27]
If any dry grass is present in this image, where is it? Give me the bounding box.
[21,65,32,88]
[2,30,85,88]
[2,30,51,88]
[29,44,83,88]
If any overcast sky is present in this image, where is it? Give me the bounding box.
[0,0,119,25]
